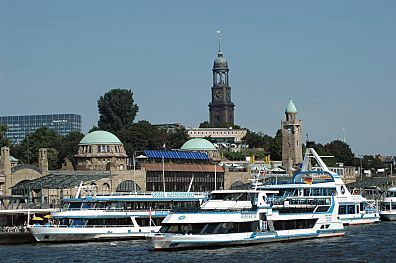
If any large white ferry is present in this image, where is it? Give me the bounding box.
[150,189,344,250]
[379,187,396,221]
[257,148,380,225]
[28,191,205,242]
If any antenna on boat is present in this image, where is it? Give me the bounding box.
[187,175,194,192]
[75,181,83,198]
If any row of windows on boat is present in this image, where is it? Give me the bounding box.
[159,219,318,235]
[209,189,337,203]
[379,203,396,211]
[65,201,201,211]
[65,217,164,227]
[276,205,330,214]
[273,188,336,197]
[384,191,396,197]
[338,204,368,215]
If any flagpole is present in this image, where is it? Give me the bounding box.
[214,164,217,190]
[162,156,165,192]
[133,152,137,195]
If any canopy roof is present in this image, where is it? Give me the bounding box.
[12,171,112,191]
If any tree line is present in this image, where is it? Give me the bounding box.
[0,88,385,171]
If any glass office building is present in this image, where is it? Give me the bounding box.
[0,114,82,144]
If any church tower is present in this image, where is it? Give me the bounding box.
[281,98,303,174]
[209,32,235,127]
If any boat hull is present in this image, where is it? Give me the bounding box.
[339,214,380,225]
[379,212,396,221]
[151,229,345,250]
[29,226,161,242]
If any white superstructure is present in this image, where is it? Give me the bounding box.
[379,187,396,221]
[28,191,205,242]
[257,148,380,225]
[150,188,344,250]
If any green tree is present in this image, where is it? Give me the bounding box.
[269,129,282,161]
[97,89,139,134]
[11,127,62,169]
[243,130,273,151]
[117,121,167,155]
[325,140,355,166]
[166,127,189,149]
[0,124,10,147]
[58,131,85,169]
[199,121,211,128]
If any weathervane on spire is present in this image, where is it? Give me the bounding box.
[216,30,222,54]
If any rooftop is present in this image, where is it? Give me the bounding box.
[79,130,122,145]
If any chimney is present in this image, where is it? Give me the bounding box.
[38,148,49,176]
[1,146,12,195]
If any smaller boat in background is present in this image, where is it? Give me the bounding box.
[379,187,396,221]
[28,191,205,242]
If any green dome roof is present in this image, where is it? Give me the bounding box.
[79,130,122,145]
[285,98,297,113]
[181,138,217,151]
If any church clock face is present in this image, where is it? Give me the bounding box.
[214,90,223,100]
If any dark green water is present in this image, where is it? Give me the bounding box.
[1,222,395,263]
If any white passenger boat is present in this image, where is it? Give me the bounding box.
[28,191,205,242]
[257,148,380,225]
[379,187,396,221]
[150,188,344,250]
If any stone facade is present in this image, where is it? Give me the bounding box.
[75,144,128,171]
[281,102,303,174]
[0,146,45,196]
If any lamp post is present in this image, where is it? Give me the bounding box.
[214,164,217,191]
[133,152,137,195]
[359,155,363,181]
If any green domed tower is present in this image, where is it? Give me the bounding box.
[75,130,127,171]
[281,98,302,174]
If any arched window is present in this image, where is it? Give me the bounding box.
[116,180,141,192]
[102,183,110,194]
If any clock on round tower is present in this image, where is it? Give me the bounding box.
[214,90,223,100]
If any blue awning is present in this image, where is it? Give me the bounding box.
[144,150,209,160]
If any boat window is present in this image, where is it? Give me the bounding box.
[348,205,355,214]
[315,205,330,212]
[273,219,317,230]
[210,192,253,202]
[202,223,218,234]
[312,188,321,196]
[159,224,206,234]
[339,205,346,215]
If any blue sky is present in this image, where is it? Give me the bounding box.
[1,1,395,155]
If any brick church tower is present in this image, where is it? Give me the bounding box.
[282,98,303,174]
[209,32,235,127]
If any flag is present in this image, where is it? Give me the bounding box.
[303,178,313,184]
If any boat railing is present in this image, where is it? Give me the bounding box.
[30,224,156,228]
[58,208,172,213]
[74,191,208,198]
[267,197,331,206]
[171,207,257,213]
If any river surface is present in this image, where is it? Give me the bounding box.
[1,222,395,263]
